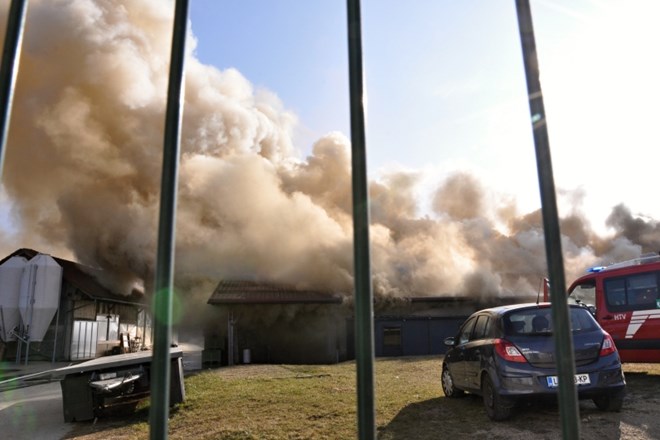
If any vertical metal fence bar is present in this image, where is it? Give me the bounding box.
[149,0,189,439]
[0,0,28,177]
[346,1,376,439]
[515,1,580,438]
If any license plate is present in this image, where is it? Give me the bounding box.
[546,374,590,387]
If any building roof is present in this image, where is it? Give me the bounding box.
[408,296,474,304]
[0,248,146,306]
[208,280,344,305]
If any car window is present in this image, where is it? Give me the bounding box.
[504,308,600,336]
[505,312,533,334]
[505,310,550,334]
[472,315,490,341]
[458,316,477,344]
[483,316,499,338]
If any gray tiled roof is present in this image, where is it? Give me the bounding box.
[208,280,343,305]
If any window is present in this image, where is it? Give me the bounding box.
[383,327,401,347]
[97,314,119,341]
[605,278,626,309]
[505,310,551,335]
[505,308,598,336]
[483,317,498,339]
[605,272,660,312]
[458,317,477,345]
[568,281,596,307]
[628,273,658,307]
[472,315,490,340]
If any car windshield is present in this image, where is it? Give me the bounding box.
[503,307,599,336]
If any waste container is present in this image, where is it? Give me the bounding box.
[58,348,185,422]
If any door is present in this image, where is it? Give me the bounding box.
[381,325,403,356]
[448,316,477,389]
[463,314,490,390]
[70,320,98,360]
[600,272,660,361]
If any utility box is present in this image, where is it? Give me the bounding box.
[58,348,185,422]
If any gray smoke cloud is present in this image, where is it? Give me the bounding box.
[0,0,655,309]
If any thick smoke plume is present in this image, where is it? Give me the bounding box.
[0,1,657,307]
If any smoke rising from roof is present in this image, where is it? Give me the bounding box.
[0,1,657,303]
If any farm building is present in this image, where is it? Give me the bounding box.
[205,280,480,365]
[0,248,150,363]
[205,280,347,365]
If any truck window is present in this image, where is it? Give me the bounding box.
[604,272,660,312]
[568,281,595,307]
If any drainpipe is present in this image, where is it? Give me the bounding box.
[51,298,61,364]
[106,314,112,341]
[25,262,38,365]
[227,312,235,366]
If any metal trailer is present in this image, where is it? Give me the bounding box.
[57,347,185,422]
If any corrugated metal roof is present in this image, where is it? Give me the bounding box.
[208,280,344,305]
[0,248,146,306]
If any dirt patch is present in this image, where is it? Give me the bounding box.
[380,363,660,440]
[204,364,303,380]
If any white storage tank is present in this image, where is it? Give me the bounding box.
[0,256,27,341]
[19,254,63,342]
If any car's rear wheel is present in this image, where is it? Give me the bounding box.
[593,390,624,412]
[441,364,464,398]
[482,374,514,421]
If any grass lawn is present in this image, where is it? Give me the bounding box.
[69,356,446,439]
[68,357,660,440]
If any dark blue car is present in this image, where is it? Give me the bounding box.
[441,303,626,420]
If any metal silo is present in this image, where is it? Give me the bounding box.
[0,255,27,341]
[18,253,62,342]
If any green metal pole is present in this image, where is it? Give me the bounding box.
[514,1,580,438]
[0,0,28,177]
[346,1,376,439]
[149,1,188,439]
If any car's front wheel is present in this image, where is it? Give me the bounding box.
[481,374,514,421]
[441,364,464,398]
[593,390,624,412]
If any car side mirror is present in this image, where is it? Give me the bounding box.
[444,337,455,347]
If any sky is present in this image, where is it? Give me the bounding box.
[188,0,660,232]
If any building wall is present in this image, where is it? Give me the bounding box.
[1,282,147,362]
[204,304,349,365]
[374,316,467,357]
[204,300,478,365]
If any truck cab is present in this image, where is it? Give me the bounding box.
[567,253,660,363]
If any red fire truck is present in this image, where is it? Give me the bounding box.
[549,253,660,363]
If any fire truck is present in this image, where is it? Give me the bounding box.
[547,253,660,363]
